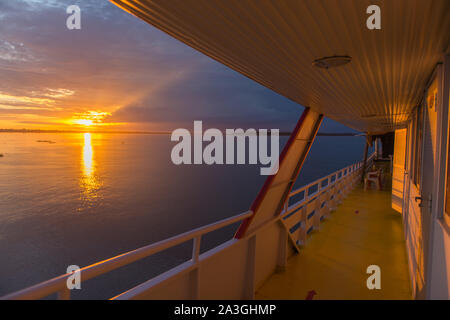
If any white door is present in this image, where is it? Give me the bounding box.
[419,74,439,299]
[403,116,425,299]
[403,73,439,299]
[428,57,450,299]
[392,129,407,213]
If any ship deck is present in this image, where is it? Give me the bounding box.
[256,184,412,300]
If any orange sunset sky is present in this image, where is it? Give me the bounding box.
[0,0,351,133]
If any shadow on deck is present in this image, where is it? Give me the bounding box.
[256,184,412,300]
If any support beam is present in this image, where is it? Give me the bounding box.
[360,137,370,184]
[235,108,323,238]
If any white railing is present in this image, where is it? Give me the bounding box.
[1,211,253,300]
[2,154,374,300]
[280,159,369,249]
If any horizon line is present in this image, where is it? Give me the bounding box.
[0,128,362,136]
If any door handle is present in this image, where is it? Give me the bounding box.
[415,196,424,207]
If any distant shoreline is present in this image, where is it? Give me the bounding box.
[0,129,172,135]
[0,129,361,136]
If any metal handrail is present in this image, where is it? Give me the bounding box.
[2,210,253,300]
[282,152,375,217]
[301,153,374,198]
[278,154,375,250]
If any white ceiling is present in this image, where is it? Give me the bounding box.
[111,0,450,133]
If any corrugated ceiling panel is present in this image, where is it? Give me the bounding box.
[111,0,450,133]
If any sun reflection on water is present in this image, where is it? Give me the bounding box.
[80,132,101,207]
[83,133,94,176]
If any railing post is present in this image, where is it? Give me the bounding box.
[190,268,200,299]
[243,235,256,299]
[324,176,332,217]
[361,138,370,183]
[299,205,307,245]
[190,235,201,299]
[314,191,321,229]
[331,174,337,210]
[343,169,349,195]
[192,236,201,263]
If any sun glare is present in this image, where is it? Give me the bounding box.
[83,132,94,176]
[74,119,94,126]
[80,132,101,205]
[70,111,111,127]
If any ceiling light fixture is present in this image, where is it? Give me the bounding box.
[313,55,352,69]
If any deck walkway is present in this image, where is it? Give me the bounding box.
[256,186,412,300]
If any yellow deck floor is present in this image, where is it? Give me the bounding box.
[256,186,412,300]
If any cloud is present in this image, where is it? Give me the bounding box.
[0,0,354,133]
[0,0,206,127]
[110,64,305,130]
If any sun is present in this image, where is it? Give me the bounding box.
[68,111,111,127]
[74,119,94,126]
